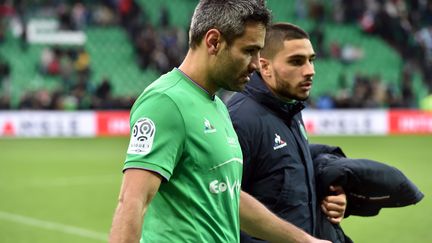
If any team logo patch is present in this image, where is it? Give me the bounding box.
[127,118,156,155]
[273,133,287,150]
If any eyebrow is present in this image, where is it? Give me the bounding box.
[288,53,316,59]
[245,44,264,51]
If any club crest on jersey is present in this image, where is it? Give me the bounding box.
[127,118,156,155]
[204,118,216,133]
[273,133,287,150]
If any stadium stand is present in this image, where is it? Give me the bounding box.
[0,0,430,109]
[85,26,158,96]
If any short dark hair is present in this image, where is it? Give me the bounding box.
[189,0,271,49]
[260,22,309,59]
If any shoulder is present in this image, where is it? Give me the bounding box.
[143,70,186,100]
[227,92,266,124]
[130,82,185,129]
[131,91,179,120]
[227,92,268,139]
[131,71,189,118]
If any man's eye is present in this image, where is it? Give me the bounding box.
[291,59,303,65]
[245,49,255,54]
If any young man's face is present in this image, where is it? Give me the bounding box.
[210,21,266,92]
[264,38,316,101]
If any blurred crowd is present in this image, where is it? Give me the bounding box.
[0,55,10,109]
[1,0,432,110]
[119,0,187,73]
[305,0,432,109]
[0,0,186,110]
[312,72,411,109]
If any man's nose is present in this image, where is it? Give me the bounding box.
[303,61,315,77]
[249,53,260,72]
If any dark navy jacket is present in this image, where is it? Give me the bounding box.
[310,143,424,242]
[228,72,317,241]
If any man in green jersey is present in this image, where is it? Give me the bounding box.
[109,1,330,242]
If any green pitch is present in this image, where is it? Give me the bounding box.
[0,137,128,243]
[0,135,430,242]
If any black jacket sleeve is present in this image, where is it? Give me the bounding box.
[311,144,424,216]
[311,144,424,243]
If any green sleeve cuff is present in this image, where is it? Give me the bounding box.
[123,162,172,181]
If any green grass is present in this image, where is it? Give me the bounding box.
[0,137,129,243]
[0,136,430,242]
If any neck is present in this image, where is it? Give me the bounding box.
[261,76,294,103]
[178,49,218,95]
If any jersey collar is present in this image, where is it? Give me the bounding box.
[175,68,216,101]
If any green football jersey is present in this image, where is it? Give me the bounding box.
[124,68,243,242]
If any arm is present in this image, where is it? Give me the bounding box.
[321,186,346,224]
[239,191,331,243]
[109,169,162,243]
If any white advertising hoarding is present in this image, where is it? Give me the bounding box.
[1,110,430,137]
[0,111,96,137]
[302,109,388,135]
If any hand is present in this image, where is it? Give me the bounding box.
[321,185,346,224]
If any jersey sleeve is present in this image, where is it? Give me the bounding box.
[124,92,185,181]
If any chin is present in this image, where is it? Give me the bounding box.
[300,92,311,100]
[297,95,310,101]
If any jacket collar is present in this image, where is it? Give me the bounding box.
[243,71,305,120]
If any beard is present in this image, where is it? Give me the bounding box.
[210,50,249,92]
[274,76,311,101]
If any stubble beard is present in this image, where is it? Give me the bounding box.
[274,77,310,102]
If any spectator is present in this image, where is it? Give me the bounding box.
[310,23,326,57]
[39,47,55,75]
[340,44,364,64]
[0,58,10,85]
[57,3,75,30]
[0,94,10,109]
[316,93,336,109]
[159,5,170,28]
[93,76,114,109]
[95,77,112,100]
[93,3,117,26]
[47,47,62,76]
[370,74,388,107]
[74,47,90,75]
[333,72,351,108]
[400,62,416,107]
[71,2,88,30]
[60,49,75,92]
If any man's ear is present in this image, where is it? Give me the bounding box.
[204,29,222,55]
[260,57,272,78]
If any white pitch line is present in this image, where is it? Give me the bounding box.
[0,211,108,241]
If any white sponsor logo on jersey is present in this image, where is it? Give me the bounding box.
[209,177,241,200]
[127,118,156,155]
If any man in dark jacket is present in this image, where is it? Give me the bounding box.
[228,23,347,242]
